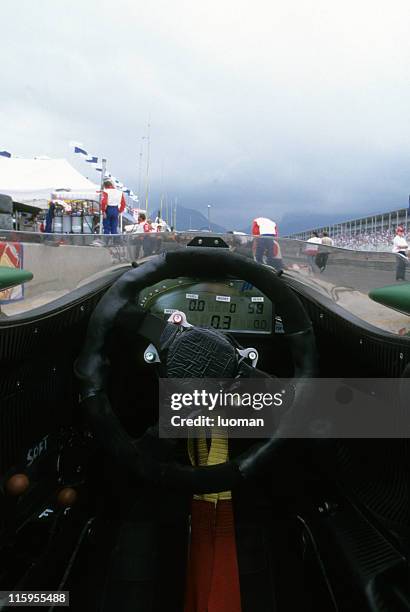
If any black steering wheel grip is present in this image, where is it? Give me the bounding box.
[75,248,318,492]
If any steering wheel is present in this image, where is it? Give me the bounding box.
[75,247,318,493]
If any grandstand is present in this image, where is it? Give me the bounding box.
[288,206,410,252]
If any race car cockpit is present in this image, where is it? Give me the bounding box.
[1,231,410,612]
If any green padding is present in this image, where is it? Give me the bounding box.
[0,266,33,291]
[369,283,410,315]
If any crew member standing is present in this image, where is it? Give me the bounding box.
[134,213,154,256]
[305,232,321,274]
[45,200,56,233]
[101,179,126,235]
[251,217,282,270]
[316,231,334,272]
[392,226,408,281]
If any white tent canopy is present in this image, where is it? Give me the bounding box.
[0,157,100,206]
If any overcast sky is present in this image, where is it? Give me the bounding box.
[1,0,410,227]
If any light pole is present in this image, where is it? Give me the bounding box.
[207,205,211,232]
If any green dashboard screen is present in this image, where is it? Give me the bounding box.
[139,279,273,334]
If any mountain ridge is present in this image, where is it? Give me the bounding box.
[149,204,227,233]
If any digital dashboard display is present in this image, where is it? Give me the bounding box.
[139,279,273,334]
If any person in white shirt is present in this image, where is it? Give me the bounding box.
[392,226,408,281]
[316,231,334,272]
[305,232,322,273]
[321,231,334,248]
[251,217,282,271]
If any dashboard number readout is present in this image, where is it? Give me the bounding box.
[140,279,273,334]
[188,299,269,331]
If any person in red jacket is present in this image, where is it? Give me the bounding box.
[101,179,126,234]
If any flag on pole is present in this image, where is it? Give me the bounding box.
[69,140,89,156]
[74,146,88,156]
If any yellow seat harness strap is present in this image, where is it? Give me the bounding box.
[188,430,232,503]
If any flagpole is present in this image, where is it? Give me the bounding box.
[145,123,151,215]
[138,137,144,203]
[174,197,177,230]
[160,160,164,221]
[99,158,107,234]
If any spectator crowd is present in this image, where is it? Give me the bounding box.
[332,229,407,252]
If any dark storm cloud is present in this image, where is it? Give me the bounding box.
[1,0,410,228]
